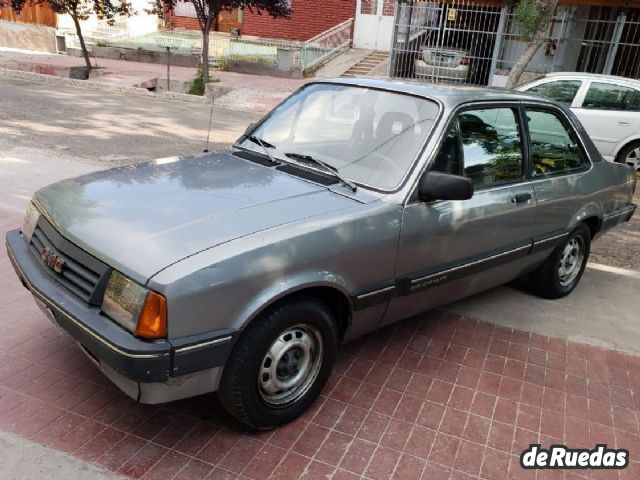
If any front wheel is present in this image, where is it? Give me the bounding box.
[530,224,591,299]
[218,297,338,430]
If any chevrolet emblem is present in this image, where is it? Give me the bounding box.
[42,246,65,274]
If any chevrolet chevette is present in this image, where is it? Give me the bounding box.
[6,78,637,429]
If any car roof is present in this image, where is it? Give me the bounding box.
[314,77,551,108]
[538,72,640,86]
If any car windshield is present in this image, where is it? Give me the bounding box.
[238,83,440,191]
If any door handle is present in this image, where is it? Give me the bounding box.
[619,120,630,126]
[511,193,532,204]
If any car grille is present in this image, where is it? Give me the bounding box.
[28,217,111,305]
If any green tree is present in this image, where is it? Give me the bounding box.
[12,0,133,75]
[506,0,558,88]
[151,0,291,82]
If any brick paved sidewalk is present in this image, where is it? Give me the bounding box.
[1,214,639,480]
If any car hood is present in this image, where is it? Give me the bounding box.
[33,152,360,282]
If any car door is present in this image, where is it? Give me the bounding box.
[524,104,592,243]
[573,80,640,159]
[384,104,537,324]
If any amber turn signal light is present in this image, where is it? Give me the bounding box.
[136,291,167,339]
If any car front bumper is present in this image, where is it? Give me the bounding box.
[6,229,238,403]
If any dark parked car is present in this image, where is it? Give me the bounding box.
[6,79,636,429]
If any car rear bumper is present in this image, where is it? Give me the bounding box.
[414,59,468,81]
[6,229,239,403]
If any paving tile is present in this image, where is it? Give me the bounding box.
[291,422,329,458]
[404,425,435,460]
[218,436,263,473]
[96,434,147,471]
[463,414,491,444]
[314,430,352,466]
[365,445,401,480]
[340,437,376,474]
[393,453,426,480]
[357,411,390,443]
[454,440,484,476]
[117,443,168,479]
[140,450,190,480]
[197,427,243,465]
[1,239,640,480]
[429,432,461,467]
[312,398,346,429]
[174,459,214,480]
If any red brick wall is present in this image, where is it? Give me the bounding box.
[166,13,200,30]
[242,0,356,41]
[165,9,240,33]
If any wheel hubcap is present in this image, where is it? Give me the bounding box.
[558,237,584,287]
[625,147,640,171]
[259,324,323,406]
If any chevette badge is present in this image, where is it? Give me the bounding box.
[42,246,65,274]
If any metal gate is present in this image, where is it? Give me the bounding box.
[390,1,640,87]
[389,0,502,85]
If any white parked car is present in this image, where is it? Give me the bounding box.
[518,73,640,171]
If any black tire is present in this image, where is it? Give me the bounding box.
[615,140,640,171]
[218,296,338,430]
[530,224,591,299]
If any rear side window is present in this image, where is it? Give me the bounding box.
[582,82,640,111]
[432,107,524,188]
[527,80,582,106]
[526,109,587,176]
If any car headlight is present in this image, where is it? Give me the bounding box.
[102,271,167,339]
[22,201,40,243]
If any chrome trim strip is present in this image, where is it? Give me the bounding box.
[410,244,531,285]
[533,232,569,245]
[174,336,233,354]
[7,244,169,360]
[355,285,396,300]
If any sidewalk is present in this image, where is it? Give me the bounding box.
[0,48,306,112]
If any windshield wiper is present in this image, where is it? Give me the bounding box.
[244,135,278,164]
[284,152,357,192]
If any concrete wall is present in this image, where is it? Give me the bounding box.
[0,20,56,53]
[68,45,200,68]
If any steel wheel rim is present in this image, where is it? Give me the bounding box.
[625,147,640,171]
[258,324,323,407]
[558,237,584,287]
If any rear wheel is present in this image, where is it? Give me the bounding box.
[218,297,338,430]
[530,224,591,299]
[615,141,640,171]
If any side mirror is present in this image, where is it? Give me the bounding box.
[418,171,474,202]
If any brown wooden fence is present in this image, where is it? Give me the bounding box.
[0,0,57,27]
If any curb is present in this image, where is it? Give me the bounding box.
[0,67,212,104]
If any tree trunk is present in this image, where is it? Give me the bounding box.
[506,0,558,89]
[506,34,545,88]
[71,14,92,74]
[201,30,210,82]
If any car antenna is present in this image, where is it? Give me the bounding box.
[203,99,215,153]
